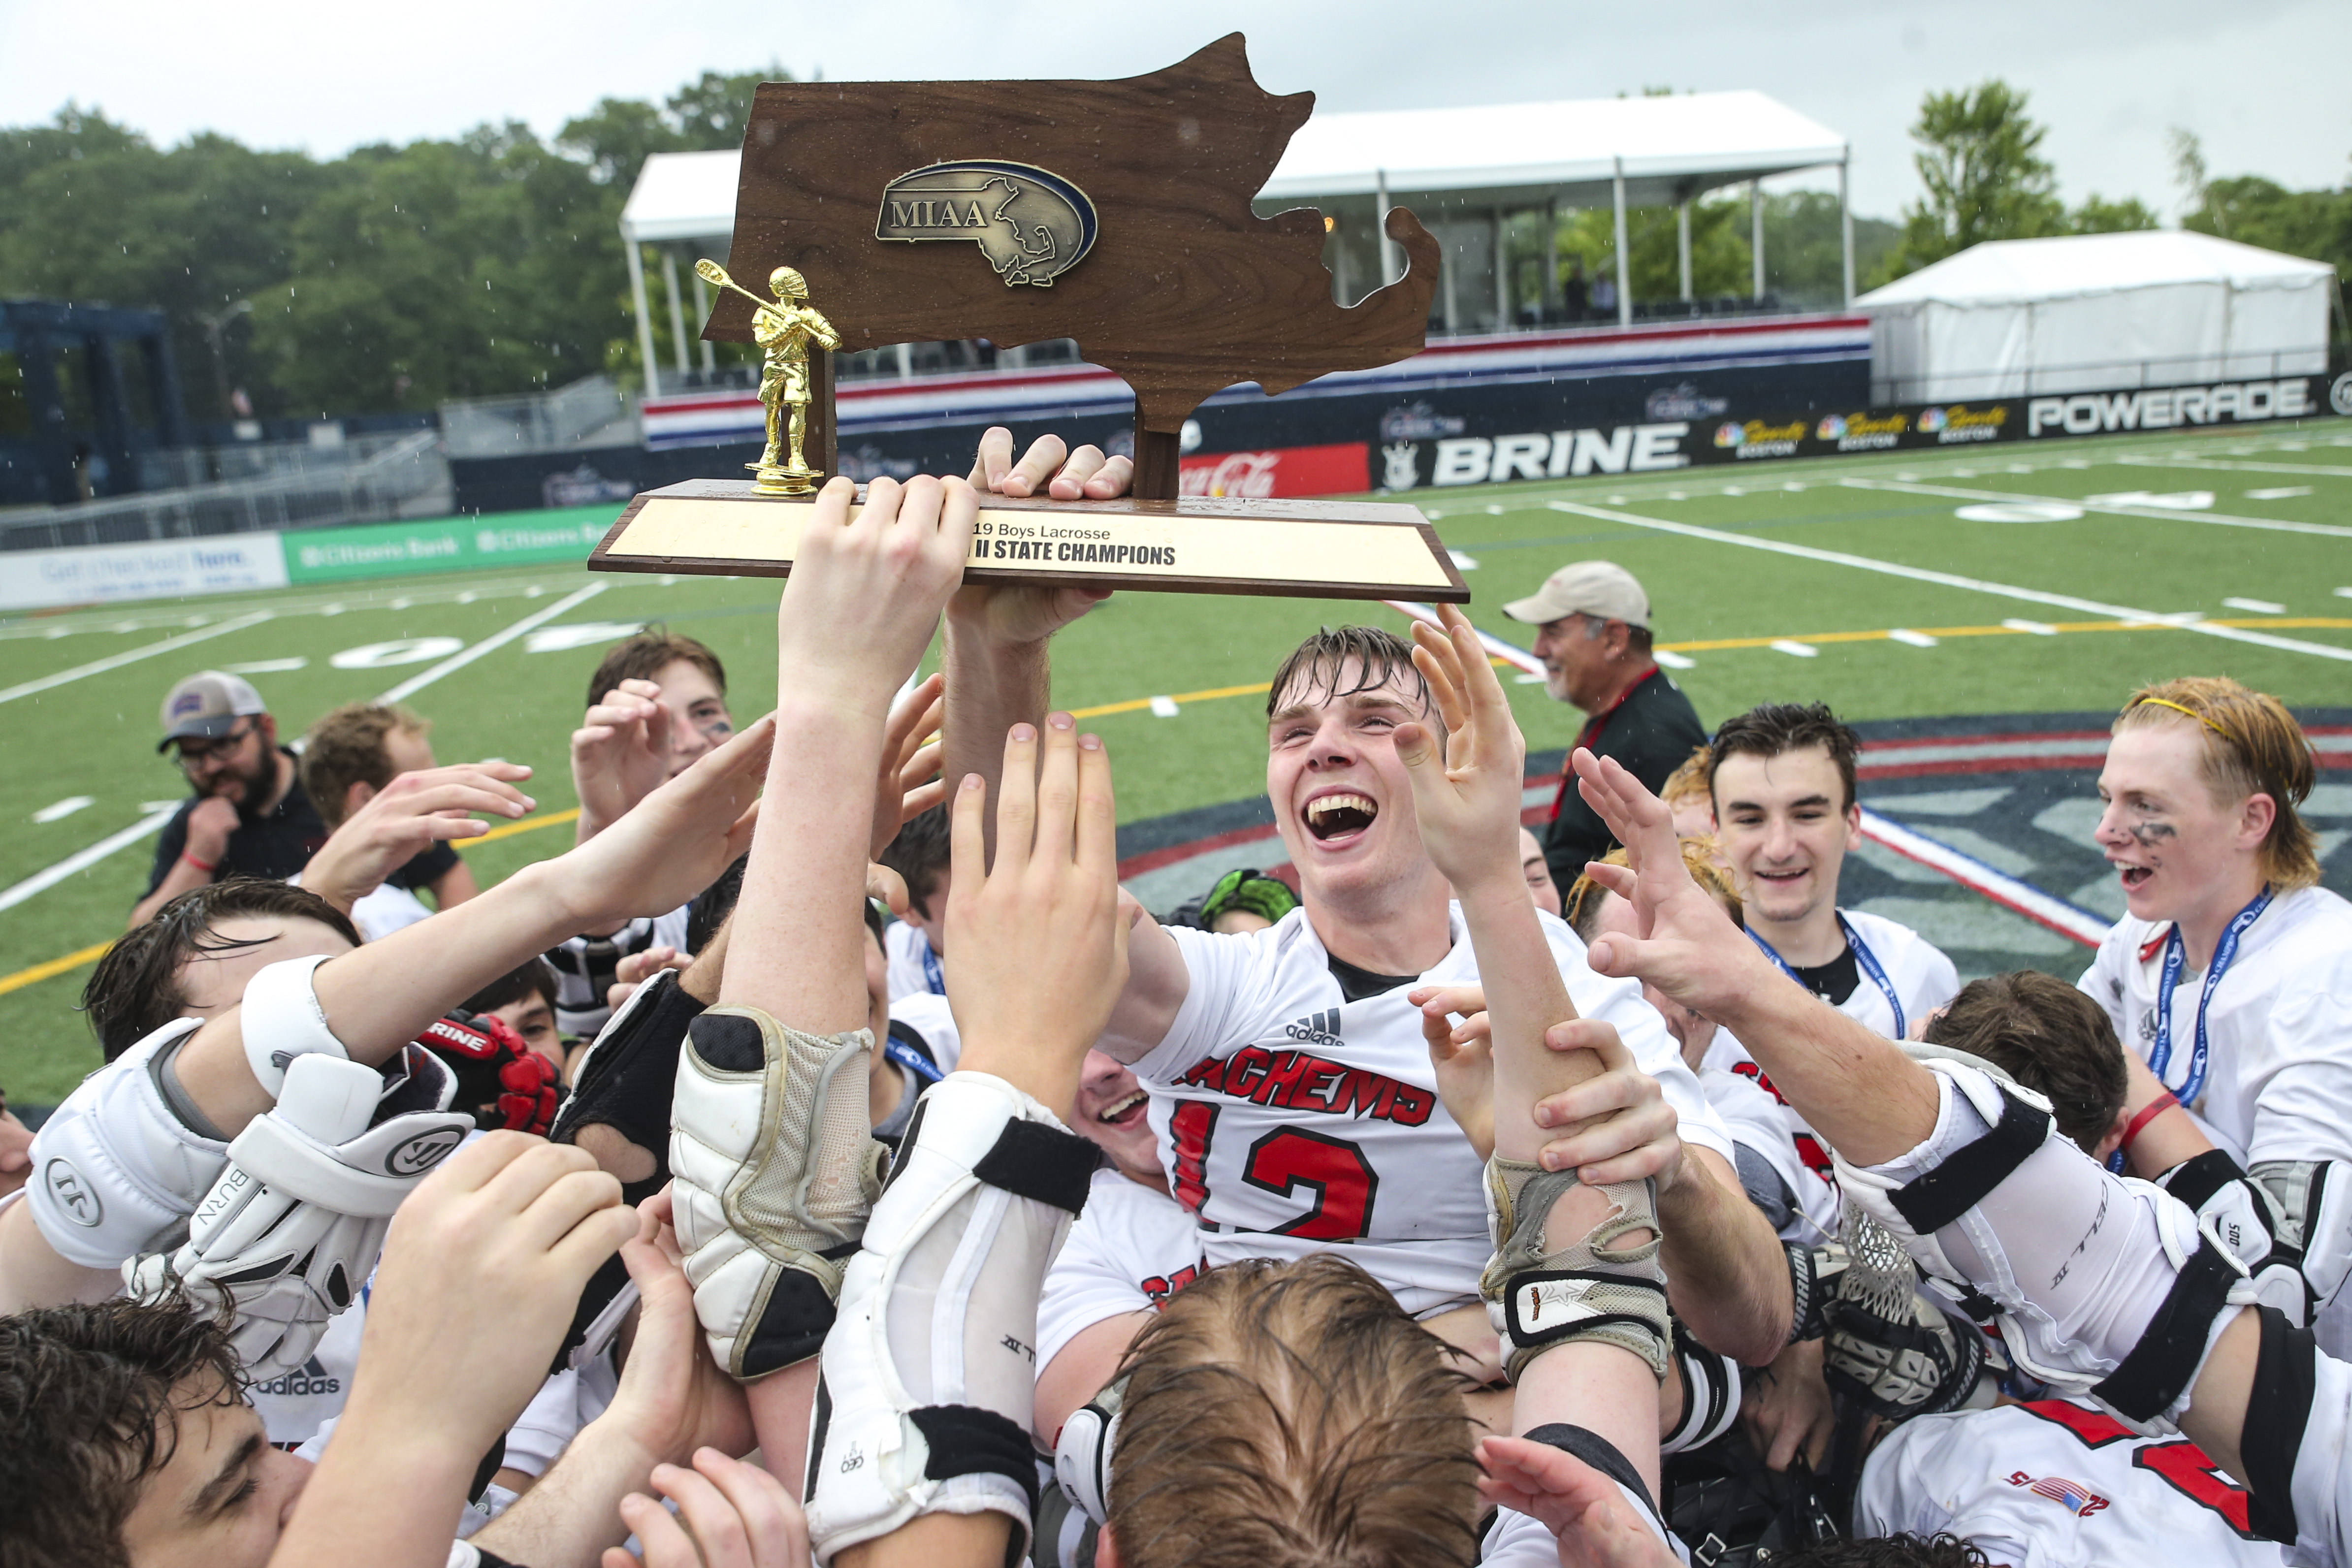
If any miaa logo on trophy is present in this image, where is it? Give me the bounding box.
[875,160,1098,287]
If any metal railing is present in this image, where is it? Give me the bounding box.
[0,430,451,551]
[440,376,640,458]
[1871,347,2329,406]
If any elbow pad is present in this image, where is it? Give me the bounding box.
[1835,1052,2255,1433]
[27,1020,224,1268]
[2249,1159,2352,1326]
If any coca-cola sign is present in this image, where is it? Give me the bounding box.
[1177,442,1369,499]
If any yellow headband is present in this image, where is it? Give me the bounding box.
[2129,696,2237,747]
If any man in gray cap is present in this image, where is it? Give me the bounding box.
[131,671,331,927]
[1503,560,1706,896]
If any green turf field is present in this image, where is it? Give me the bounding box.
[3,418,2347,1102]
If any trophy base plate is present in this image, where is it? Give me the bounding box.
[587,479,1469,603]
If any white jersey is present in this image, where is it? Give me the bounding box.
[549,906,692,1037]
[1857,1398,2282,1567]
[2081,886,2352,1357]
[1036,1168,1203,1373]
[2080,887,2352,1169]
[885,919,945,1001]
[1130,903,1733,1317]
[1706,909,1958,1198]
[1702,1060,1837,1246]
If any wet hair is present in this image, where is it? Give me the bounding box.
[1708,703,1862,813]
[878,804,952,918]
[1565,838,1743,943]
[1659,743,1713,811]
[584,628,726,713]
[2114,676,2319,892]
[460,957,560,1019]
[1922,971,2128,1154]
[84,880,360,1060]
[1110,1253,1480,1568]
[0,1297,246,1568]
[299,701,429,831]
[1265,626,1435,722]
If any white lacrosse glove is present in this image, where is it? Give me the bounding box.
[127,1046,470,1378]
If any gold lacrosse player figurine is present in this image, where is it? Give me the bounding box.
[695,258,840,495]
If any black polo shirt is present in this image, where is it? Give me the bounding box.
[142,747,458,900]
[1540,667,1706,896]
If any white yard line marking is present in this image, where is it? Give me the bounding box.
[2117,454,2352,480]
[1771,639,1818,657]
[2002,619,2059,636]
[0,804,180,913]
[32,796,95,823]
[1888,629,1939,647]
[1842,476,2352,541]
[2223,597,2287,614]
[1858,810,2107,947]
[0,610,273,705]
[375,583,606,704]
[1544,500,2352,665]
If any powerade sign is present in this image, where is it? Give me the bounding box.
[2025,377,2318,436]
[1407,375,2330,485]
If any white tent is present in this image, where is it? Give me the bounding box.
[1254,90,1852,331]
[1856,231,2337,403]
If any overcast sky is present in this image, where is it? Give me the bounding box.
[4,0,2346,221]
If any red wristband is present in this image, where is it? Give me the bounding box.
[181,851,219,875]
[2118,1091,2181,1155]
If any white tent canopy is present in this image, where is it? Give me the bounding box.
[1260,91,1847,211]
[615,89,1857,387]
[1857,230,2337,403]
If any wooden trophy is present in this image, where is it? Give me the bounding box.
[588,33,1466,604]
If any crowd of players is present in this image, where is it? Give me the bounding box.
[2,427,2350,1568]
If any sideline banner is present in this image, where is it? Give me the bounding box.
[0,534,288,610]
[1416,373,2330,487]
[278,507,616,584]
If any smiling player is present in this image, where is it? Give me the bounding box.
[943,569,1792,1368]
[2081,676,2352,1355]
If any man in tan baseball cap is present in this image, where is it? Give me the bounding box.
[1504,560,1706,895]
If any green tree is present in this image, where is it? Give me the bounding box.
[2067,194,2160,234]
[1884,81,2066,278]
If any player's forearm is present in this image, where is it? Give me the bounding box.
[1454,880,1595,1163]
[1708,974,1940,1168]
[940,610,1049,865]
[1658,1147,1793,1365]
[719,697,885,1033]
[470,1416,661,1568]
[743,1359,822,1512]
[268,1420,476,1568]
[176,859,590,1134]
[0,1199,122,1314]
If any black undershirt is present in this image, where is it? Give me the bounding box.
[1327,953,1421,1004]
[1786,946,1861,1007]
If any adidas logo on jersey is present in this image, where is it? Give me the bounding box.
[1284,1008,1343,1049]
[250,1356,341,1399]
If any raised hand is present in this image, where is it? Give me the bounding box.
[872,672,946,860]
[1570,749,1773,1021]
[779,476,976,713]
[943,714,1127,1111]
[607,1450,808,1568]
[1475,1437,1680,1568]
[343,1132,637,1460]
[1393,603,1529,899]
[303,762,536,912]
[557,718,772,930]
[574,677,674,842]
[968,425,1134,502]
